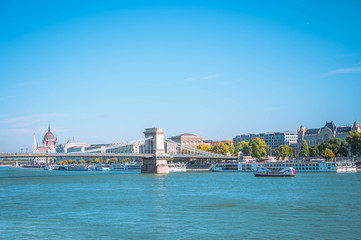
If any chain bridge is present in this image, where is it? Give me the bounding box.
[0,128,237,173]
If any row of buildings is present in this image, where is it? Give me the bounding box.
[233,121,361,154]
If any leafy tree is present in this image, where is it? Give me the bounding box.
[249,138,267,162]
[223,141,235,156]
[346,130,361,156]
[78,159,86,164]
[122,158,131,163]
[236,141,251,156]
[94,158,101,164]
[62,160,68,165]
[309,145,319,157]
[196,144,211,152]
[108,158,118,164]
[319,138,348,157]
[211,142,224,154]
[300,140,309,157]
[289,147,296,157]
[321,148,335,160]
[166,157,174,162]
[86,159,94,163]
[56,161,63,165]
[276,145,290,160]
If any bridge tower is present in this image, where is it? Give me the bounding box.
[142,128,169,174]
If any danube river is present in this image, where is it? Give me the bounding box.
[1,167,360,239]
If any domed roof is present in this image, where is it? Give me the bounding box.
[44,125,55,141]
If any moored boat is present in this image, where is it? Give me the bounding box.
[336,161,357,173]
[96,165,110,171]
[168,163,186,172]
[254,167,296,177]
[110,163,141,173]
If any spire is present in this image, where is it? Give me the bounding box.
[48,124,50,132]
[32,134,37,153]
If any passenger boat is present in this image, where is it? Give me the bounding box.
[168,163,187,172]
[254,167,296,177]
[57,165,89,171]
[209,161,260,172]
[110,163,141,173]
[96,165,110,171]
[44,166,54,171]
[336,161,356,173]
[263,160,337,172]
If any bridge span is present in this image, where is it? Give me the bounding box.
[1,128,238,173]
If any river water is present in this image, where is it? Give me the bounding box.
[1,167,360,239]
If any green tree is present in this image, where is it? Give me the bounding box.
[86,159,94,164]
[62,160,68,165]
[223,141,235,155]
[108,158,118,164]
[320,138,348,157]
[211,142,224,154]
[78,159,86,164]
[300,140,309,157]
[196,144,211,152]
[122,158,131,163]
[249,138,267,162]
[346,130,361,156]
[236,141,251,156]
[321,148,335,160]
[276,145,290,160]
[309,145,319,157]
[94,158,101,164]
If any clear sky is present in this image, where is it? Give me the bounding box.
[0,0,361,152]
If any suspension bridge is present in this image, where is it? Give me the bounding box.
[0,128,238,173]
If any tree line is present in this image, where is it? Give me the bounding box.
[56,157,132,165]
[299,130,361,159]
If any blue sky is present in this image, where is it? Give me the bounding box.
[0,0,360,152]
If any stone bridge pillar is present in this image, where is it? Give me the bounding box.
[142,128,169,174]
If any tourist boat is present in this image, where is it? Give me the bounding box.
[263,160,337,172]
[44,166,54,171]
[336,161,357,173]
[110,163,141,173]
[209,161,260,172]
[254,167,296,177]
[168,163,187,172]
[57,165,89,171]
[96,165,110,171]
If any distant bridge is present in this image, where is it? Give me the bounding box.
[1,128,238,173]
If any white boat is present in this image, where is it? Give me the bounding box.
[263,160,337,172]
[209,161,260,172]
[168,163,187,172]
[336,161,357,173]
[96,165,110,171]
[59,165,89,171]
[110,163,141,173]
[44,166,54,171]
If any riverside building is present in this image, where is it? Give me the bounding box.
[168,133,204,148]
[233,131,298,150]
[297,121,361,153]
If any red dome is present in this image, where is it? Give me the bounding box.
[44,131,55,140]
